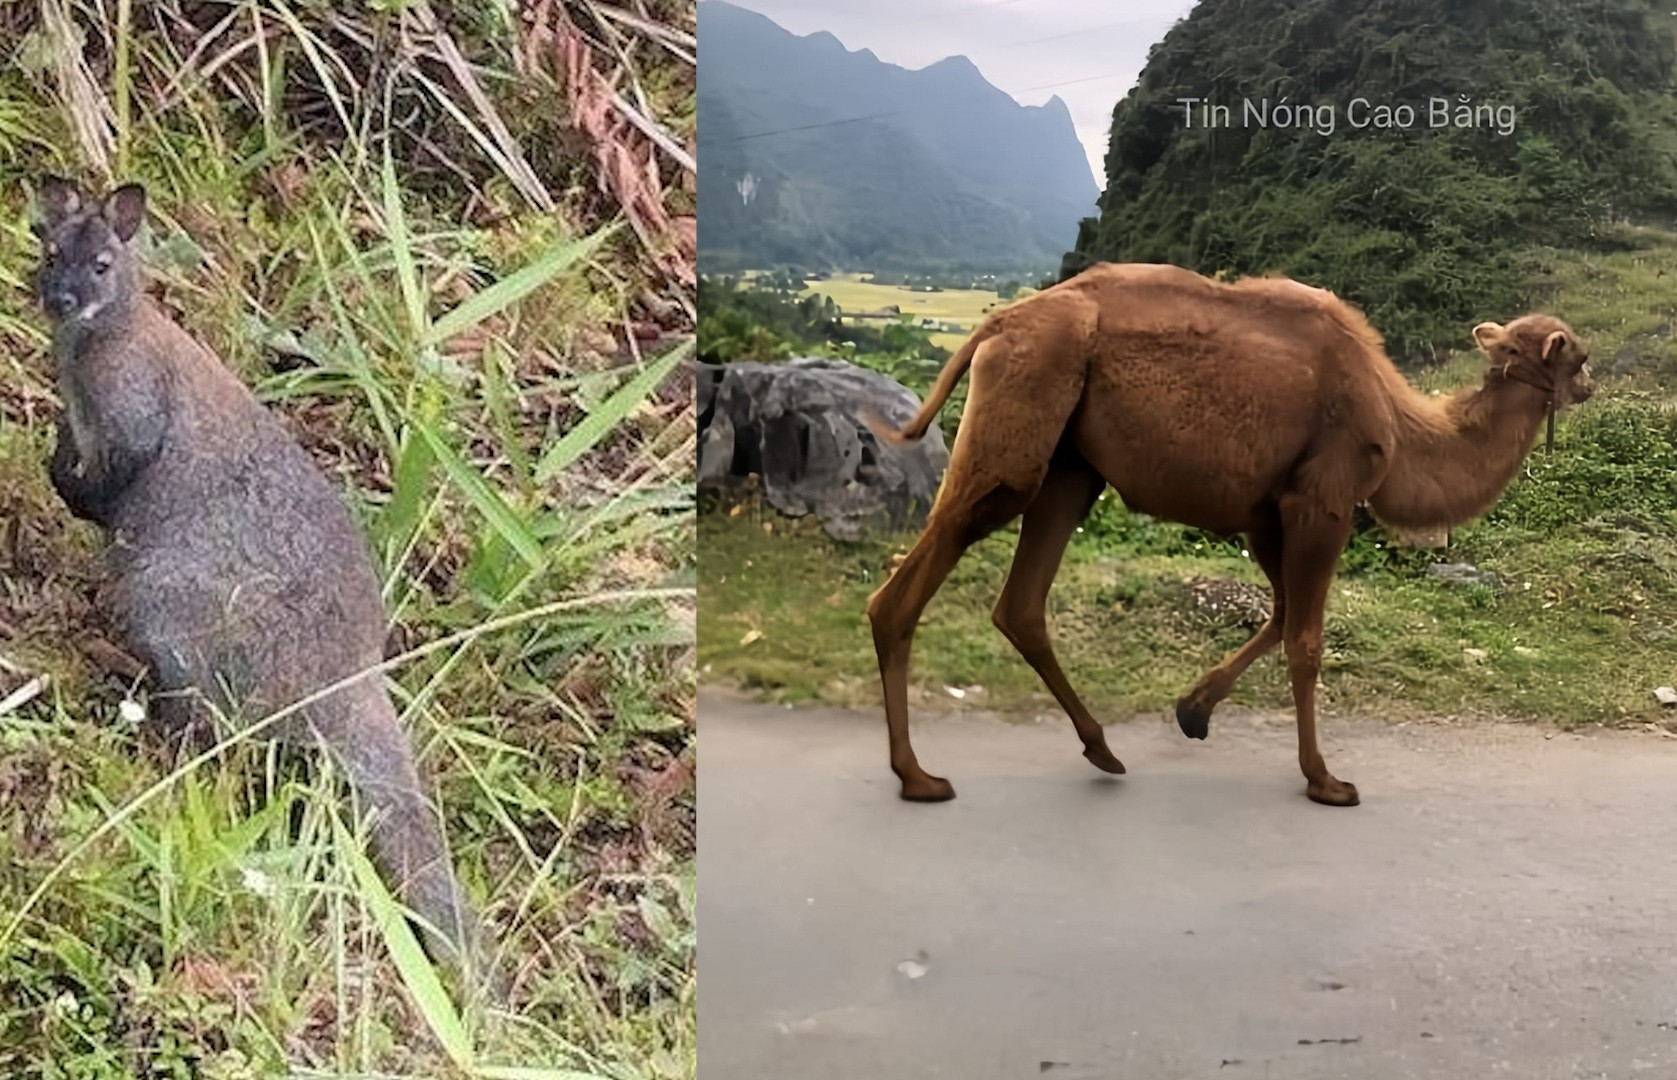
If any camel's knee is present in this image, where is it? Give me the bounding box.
[1284,633,1323,672]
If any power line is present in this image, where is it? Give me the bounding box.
[728,110,902,142]
[1008,69,1136,95]
[898,0,1034,27]
[1013,18,1167,47]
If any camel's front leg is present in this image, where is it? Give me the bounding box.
[1175,516,1285,739]
[1278,500,1359,807]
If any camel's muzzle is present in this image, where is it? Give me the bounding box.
[1569,362,1595,405]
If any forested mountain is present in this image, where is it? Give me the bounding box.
[1063,0,1677,358]
[698,0,1099,275]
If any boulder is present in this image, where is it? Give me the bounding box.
[1426,562,1502,588]
[698,357,949,540]
[1609,322,1671,376]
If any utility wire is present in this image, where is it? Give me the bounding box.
[1009,69,1137,95]
[729,110,903,141]
[898,0,1034,27]
[1013,17,1169,47]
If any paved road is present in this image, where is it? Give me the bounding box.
[699,690,1677,1079]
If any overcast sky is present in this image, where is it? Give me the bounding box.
[709,0,1199,187]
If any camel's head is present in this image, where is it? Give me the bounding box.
[1472,315,1593,408]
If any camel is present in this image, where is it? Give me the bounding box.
[864,262,1594,807]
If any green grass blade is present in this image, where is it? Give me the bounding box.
[263,1,357,156]
[338,817,472,1069]
[423,228,613,349]
[302,216,400,448]
[412,413,546,569]
[535,338,692,485]
[382,147,428,342]
[483,342,535,492]
[386,416,439,564]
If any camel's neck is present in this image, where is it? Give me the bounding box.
[1367,378,1550,530]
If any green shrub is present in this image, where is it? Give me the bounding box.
[1487,397,1677,532]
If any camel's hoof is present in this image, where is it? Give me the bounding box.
[900,774,956,802]
[1307,778,1359,807]
[1082,742,1126,774]
[1174,697,1210,740]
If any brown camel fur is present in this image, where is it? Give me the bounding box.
[864,262,1594,807]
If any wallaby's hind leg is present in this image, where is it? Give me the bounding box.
[1175,510,1286,739]
[867,307,1092,801]
[992,451,1123,774]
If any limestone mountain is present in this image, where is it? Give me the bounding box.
[698,0,1099,275]
[1063,0,1677,359]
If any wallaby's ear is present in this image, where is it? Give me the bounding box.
[33,175,86,234]
[1541,329,1570,363]
[1471,321,1505,356]
[104,183,147,243]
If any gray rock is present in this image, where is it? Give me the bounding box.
[1611,342,1643,376]
[1610,323,1672,375]
[698,357,949,540]
[1426,562,1502,588]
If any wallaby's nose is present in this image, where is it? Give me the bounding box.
[45,291,77,318]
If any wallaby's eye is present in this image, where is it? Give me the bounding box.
[94,253,112,276]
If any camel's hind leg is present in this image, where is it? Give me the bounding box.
[866,487,1028,801]
[992,450,1124,774]
[1174,510,1285,739]
[867,301,1093,801]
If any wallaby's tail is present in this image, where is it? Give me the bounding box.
[314,679,503,999]
[863,323,995,446]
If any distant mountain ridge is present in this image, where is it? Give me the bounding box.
[698,0,1099,275]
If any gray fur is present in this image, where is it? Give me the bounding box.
[33,177,488,980]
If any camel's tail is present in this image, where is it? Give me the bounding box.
[863,324,994,446]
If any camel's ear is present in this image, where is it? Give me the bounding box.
[32,175,85,235]
[1541,329,1570,363]
[1472,322,1505,355]
[103,183,147,243]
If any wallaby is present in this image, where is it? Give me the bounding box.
[31,176,491,985]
